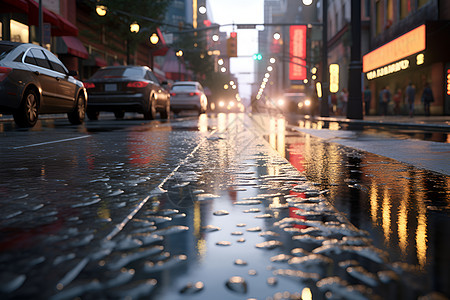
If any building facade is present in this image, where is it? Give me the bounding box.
[364,0,450,115]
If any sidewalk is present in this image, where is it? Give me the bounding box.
[315,115,450,130]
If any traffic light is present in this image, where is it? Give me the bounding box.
[227,32,237,57]
[253,53,262,60]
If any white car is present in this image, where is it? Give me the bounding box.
[170,81,208,115]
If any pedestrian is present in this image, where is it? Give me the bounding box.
[363,85,371,115]
[338,88,348,116]
[379,86,390,116]
[405,82,415,117]
[393,88,402,115]
[421,82,434,116]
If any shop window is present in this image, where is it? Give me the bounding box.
[10,20,28,43]
[400,0,412,19]
[418,0,430,9]
[386,0,394,28]
[376,1,383,35]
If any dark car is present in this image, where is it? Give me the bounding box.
[0,41,87,127]
[83,66,170,120]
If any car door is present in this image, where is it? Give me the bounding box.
[146,70,167,107]
[24,48,60,112]
[44,50,76,111]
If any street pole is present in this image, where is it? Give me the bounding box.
[320,0,329,117]
[347,0,363,119]
[38,0,43,46]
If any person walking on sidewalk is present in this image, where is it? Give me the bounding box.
[393,88,402,115]
[379,86,390,116]
[421,82,434,116]
[405,82,415,117]
[363,86,371,115]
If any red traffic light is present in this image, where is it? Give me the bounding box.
[230,31,237,38]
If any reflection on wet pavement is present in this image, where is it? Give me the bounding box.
[0,113,448,299]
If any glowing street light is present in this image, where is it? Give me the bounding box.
[302,0,313,5]
[218,58,224,66]
[96,5,107,16]
[212,34,219,42]
[130,22,140,33]
[270,57,276,64]
[150,33,159,44]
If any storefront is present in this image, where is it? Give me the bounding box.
[363,22,450,115]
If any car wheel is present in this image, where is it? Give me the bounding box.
[143,96,156,120]
[68,94,86,125]
[13,88,39,127]
[114,110,125,119]
[160,101,170,119]
[87,111,99,120]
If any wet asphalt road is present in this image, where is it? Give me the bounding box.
[0,113,449,299]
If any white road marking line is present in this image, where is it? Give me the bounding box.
[12,136,91,149]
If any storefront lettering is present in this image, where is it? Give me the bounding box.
[366,59,410,80]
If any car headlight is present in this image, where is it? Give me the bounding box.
[219,101,225,107]
[304,99,311,106]
[277,99,285,106]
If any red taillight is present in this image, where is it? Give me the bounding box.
[127,81,149,88]
[0,66,12,82]
[189,92,201,96]
[170,92,176,96]
[83,82,95,89]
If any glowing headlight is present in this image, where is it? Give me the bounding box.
[219,101,225,107]
[304,99,311,106]
[277,99,285,106]
[229,101,235,107]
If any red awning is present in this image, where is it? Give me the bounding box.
[58,36,88,59]
[95,57,107,67]
[152,27,169,56]
[2,0,78,37]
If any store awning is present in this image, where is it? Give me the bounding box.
[56,36,88,59]
[152,27,169,56]
[1,0,78,36]
[95,57,107,67]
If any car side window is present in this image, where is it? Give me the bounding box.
[28,49,52,70]
[146,71,159,84]
[44,50,68,74]
[24,50,38,65]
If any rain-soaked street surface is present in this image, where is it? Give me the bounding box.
[0,113,449,299]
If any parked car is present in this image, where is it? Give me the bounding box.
[0,41,87,127]
[83,66,170,120]
[170,81,208,115]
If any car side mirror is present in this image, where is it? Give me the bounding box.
[68,70,78,77]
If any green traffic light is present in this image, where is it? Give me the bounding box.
[253,53,262,60]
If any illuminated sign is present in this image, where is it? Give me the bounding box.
[363,25,426,73]
[366,59,410,80]
[447,68,450,96]
[289,25,307,81]
[329,64,339,93]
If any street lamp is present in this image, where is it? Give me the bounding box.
[96,5,107,16]
[130,22,140,33]
[150,33,159,45]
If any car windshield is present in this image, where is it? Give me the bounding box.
[90,68,145,79]
[0,44,16,60]
[171,85,196,92]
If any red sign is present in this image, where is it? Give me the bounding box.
[289,25,307,81]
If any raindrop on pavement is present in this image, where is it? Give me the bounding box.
[216,241,232,246]
[213,210,230,216]
[179,281,204,294]
[225,276,247,294]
